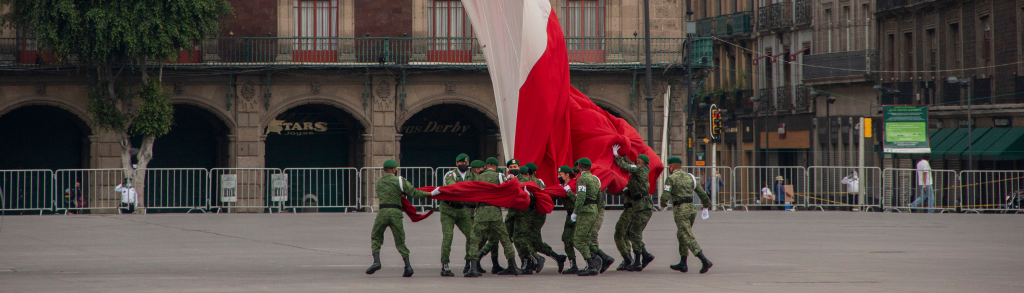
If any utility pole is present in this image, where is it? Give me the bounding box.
[685,0,694,164]
[644,0,654,148]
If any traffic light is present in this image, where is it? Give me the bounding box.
[710,108,723,140]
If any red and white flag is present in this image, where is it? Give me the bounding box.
[463,0,663,194]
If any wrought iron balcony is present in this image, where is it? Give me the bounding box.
[776,85,792,111]
[757,88,775,113]
[698,18,716,37]
[793,86,810,110]
[729,12,755,35]
[794,0,812,27]
[757,2,793,33]
[876,0,937,12]
[691,37,714,68]
[0,37,700,70]
[715,15,730,36]
[802,49,875,81]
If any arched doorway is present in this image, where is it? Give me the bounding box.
[265,104,366,168]
[400,104,498,168]
[0,105,91,169]
[136,104,230,169]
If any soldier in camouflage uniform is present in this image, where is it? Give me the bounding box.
[660,157,713,274]
[439,154,477,277]
[464,157,521,277]
[523,162,567,274]
[589,186,615,274]
[557,166,580,274]
[568,158,609,276]
[365,160,436,277]
[611,146,657,272]
[479,159,527,272]
[467,159,502,274]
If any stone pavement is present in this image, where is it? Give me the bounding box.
[0,210,1021,292]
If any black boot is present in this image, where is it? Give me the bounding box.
[464,260,482,277]
[616,253,633,271]
[402,256,414,277]
[533,254,545,273]
[640,246,655,269]
[521,256,534,275]
[669,256,688,273]
[577,255,600,276]
[489,254,505,274]
[696,251,713,274]
[497,258,522,275]
[626,251,643,271]
[441,263,454,277]
[595,249,615,274]
[554,254,567,273]
[561,258,579,274]
[463,260,472,274]
[365,252,382,275]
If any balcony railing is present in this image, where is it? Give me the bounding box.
[757,2,793,33]
[0,37,700,70]
[698,18,715,37]
[793,86,810,110]
[730,12,755,35]
[776,85,792,111]
[692,37,714,68]
[876,0,935,12]
[802,49,875,81]
[794,0,812,27]
[715,15,730,36]
[758,88,774,112]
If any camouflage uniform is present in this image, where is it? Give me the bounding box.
[560,186,577,261]
[526,177,558,258]
[467,169,517,260]
[660,169,712,258]
[613,156,652,256]
[571,171,602,259]
[440,169,476,264]
[370,173,432,257]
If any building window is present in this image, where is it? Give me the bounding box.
[293,0,338,62]
[980,16,992,68]
[949,23,961,70]
[926,29,936,72]
[428,0,474,62]
[904,32,913,73]
[563,0,605,62]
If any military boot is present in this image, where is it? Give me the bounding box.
[489,254,505,274]
[463,260,472,274]
[365,252,382,275]
[626,251,644,271]
[696,251,713,274]
[669,256,688,273]
[441,263,454,277]
[577,256,600,276]
[521,256,534,275]
[561,258,579,274]
[533,254,546,273]
[497,258,522,276]
[464,260,483,278]
[640,246,656,269]
[616,253,634,271]
[402,256,414,277]
[595,249,615,274]
[554,254,567,273]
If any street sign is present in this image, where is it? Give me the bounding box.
[703,138,710,143]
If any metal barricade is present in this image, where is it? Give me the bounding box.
[883,168,958,213]
[434,167,457,187]
[361,167,436,212]
[282,168,360,213]
[806,167,883,211]
[959,170,1024,214]
[143,168,210,213]
[676,166,733,210]
[53,169,125,214]
[733,166,806,211]
[209,168,282,213]
[1,170,55,215]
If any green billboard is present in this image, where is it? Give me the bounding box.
[883,106,930,153]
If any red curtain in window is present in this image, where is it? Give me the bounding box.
[293,0,339,62]
[428,0,474,62]
[563,0,605,63]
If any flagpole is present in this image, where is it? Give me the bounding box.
[643,0,654,149]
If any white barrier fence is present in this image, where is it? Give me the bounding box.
[4,166,1024,214]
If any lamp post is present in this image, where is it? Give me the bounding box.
[947,77,971,170]
[811,91,837,165]
[643,0,654,148]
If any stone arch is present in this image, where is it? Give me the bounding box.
[136,103,233,169]
[399,94,499,129]
[263,98,368,169]
[262,94,371,131]
[0,103,93,170]
[0,95,93,128]
[588,96,638,126]
[170,94,237,134]
[398,97,500,168]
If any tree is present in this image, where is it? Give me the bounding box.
[1,0,232,212]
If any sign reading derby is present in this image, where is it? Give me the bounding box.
[401,121,472,136]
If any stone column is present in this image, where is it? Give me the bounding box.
[233,75,267,212]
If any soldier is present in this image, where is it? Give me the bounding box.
[439,154,477,277]
[366,160,438,277]
[464,157,521,277]
[483,159,541,274]
[470,160,485,175]
[660,157,713,274]
[523,163,567,274]
[468,159,501,274]
[611,145,656,272]
[557,166,580,274]
[568,158,608,276]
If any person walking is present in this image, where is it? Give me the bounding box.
[465,157,521,277]
[439,154,477,276]
[611,145,655,271]
[365,160,436,277]
[557,166,580,274]
[774,176,787,211]
[569,158,609,276]
[660,157,713,274]
[910,155,935,213]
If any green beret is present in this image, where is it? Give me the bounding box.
[519,165,530,173]
[558,166,573,173]
[485,157,500,165]
[383,159,398,168]
[455,153,469,162]
[470,160,485,168]
[506,158,520,166]
[637,154,650,164]
[576,157,592,166]
[525,162,538,171]
[667,157,682,164]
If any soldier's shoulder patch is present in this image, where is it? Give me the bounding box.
[577,185,587,193]
[664,185,671,192]
[630,164,637,168]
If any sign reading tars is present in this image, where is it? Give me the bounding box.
[265,120,329,136]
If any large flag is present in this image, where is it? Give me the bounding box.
[462,0,664,193]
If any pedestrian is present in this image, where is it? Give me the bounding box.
[910,155,934,213]
[557,165,580,274]
[704,172,724,207]
[774,176,787,211]
[365,160,437,277]
[759,184,773,206]
[115,178,137,214]
[660,157,713,274]
[438,154,477,277]
[465,157,521,277]
[611,145,655,272]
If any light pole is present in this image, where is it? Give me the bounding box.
[811,91,837,165]
[947,77,971,170]
[644,0,654,148]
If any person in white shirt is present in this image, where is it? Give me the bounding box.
[115,178,137,214]
[910,155,934,213]
[840,171,859,205]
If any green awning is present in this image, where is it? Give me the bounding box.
[928,128,955,149]
[932,129,968,157]
[979,128,1024,161]
[943,128,991,160]
[962,128,1008,160]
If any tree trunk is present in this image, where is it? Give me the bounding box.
[134,135,156,214]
